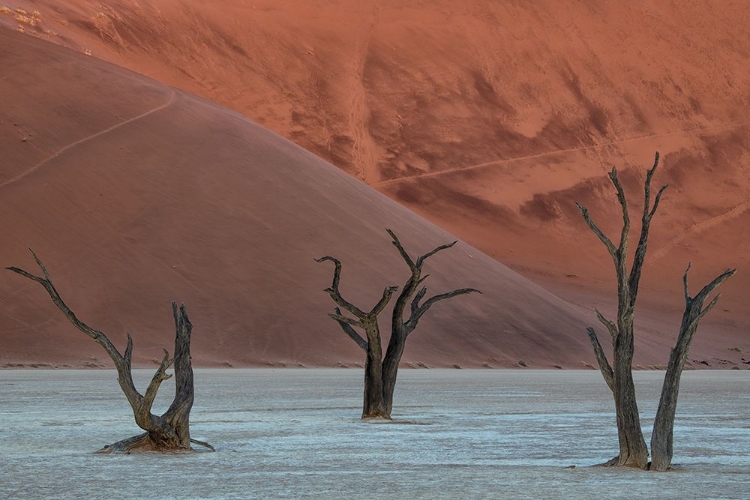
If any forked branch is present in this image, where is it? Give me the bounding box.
[628,152,668,305]
[405,287,481,333]
[315,256,368,318]
[372,285,399,317]
[331,307,368,351]
[139,350,173,418]
[317,255,398,350]
[682,264,736,326]
[386,228,459,270]
[7,250,209,452]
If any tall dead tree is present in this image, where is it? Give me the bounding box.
[577,152,734,470]
[7,250,214,453]
[317,229,480,419]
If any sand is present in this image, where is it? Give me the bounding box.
[0,28,601,368]
[0,2,748,367]
[1,369,748,498]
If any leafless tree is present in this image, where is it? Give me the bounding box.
[649,263,734,470]
[7,250,214,453]
[317,229,480,419]
[577,152,734,470]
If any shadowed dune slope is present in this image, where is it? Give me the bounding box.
[0,28,600,368]
[1,1,748,367]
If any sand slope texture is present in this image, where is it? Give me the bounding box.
[1,28,596,368]
[1,0,748,368]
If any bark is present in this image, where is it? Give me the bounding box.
[577,152,666,469]
[611,327,648,468]
[650,265,734,471]
[316,255,396,419]
[381,230,480,415]
[579,153,735,471]
[361,321,389,419]
[7,251,213,453]
[317,230,479,419]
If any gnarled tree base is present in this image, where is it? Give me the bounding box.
[8,254,215,456]
[596,455,647,468]
[362,414,392,421]
[96,433,216,454]
[647,462,675,471]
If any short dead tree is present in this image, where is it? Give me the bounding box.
[316,229,480,419]
[7,250,214,453]
[577,152,734,470]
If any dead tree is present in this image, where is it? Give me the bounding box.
[577,152,734,470]
[650,264,734,471]
[316,229,480,419]
[7,250,214,453]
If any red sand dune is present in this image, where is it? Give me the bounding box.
[0,28,597,368]
[1,1,749,368]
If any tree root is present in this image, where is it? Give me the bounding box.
[594,454,653,469]
[96,433,154,454]
[190,438,216,451]
[95,432,203,454]
[591,455,620,467]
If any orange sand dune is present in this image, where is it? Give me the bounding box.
[1,0,749,367]
[0,28,600,369]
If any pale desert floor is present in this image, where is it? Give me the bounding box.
[1,369,747,499]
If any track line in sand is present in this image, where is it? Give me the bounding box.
[0,89,176,191]
[651,199,750,261]
[376,120,750,187]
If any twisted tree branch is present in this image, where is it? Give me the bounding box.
[315,256,367,318]
[331,307,368,351]
[405,287,482,333]
[7,250,209,452]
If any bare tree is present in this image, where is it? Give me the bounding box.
[649,264,734,470]
[316,229,480,419]
[7,250,214,453]
[577,152,734,470]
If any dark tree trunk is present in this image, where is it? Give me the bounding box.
[577,153,666,469]
[650,265,734,471]
[650,346,683,471]
[317,230,479,420]
[7,252,213,454]
[362,322,389,419]
[381,328,406,416]
[611,339,648,467]
[162,303,195,446]
[578,153,733,471]
[101,303,196,453]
